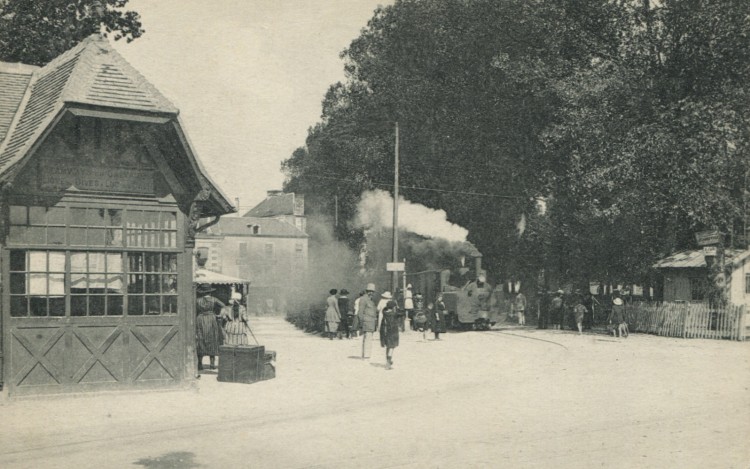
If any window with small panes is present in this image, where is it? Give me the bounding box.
[7,204,180,318]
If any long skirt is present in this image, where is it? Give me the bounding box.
[380,316,400,348]
[224,320,249,345]
[338,314,349,333]
[326,321,339,333]
[196,313,223,355]
[430,311,446,333]
[551,308,563,326]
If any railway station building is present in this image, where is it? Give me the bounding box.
[0,35,234,396]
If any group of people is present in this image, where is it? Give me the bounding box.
[535,289,629,336]
[325,283,447,370]
[195,283,254,372]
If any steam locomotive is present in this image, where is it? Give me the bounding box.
[406,254,508,330]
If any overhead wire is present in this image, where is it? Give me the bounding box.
[296,173,525,199]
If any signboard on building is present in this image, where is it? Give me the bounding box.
[386,262,405,272]
[702,246,718,257]
[40,165,155,194]
[695,230,722,246]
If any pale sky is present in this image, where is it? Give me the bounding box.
[113,0,390,213]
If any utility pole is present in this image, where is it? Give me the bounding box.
[392,121,400,295]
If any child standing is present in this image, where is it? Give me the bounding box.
[573,298,586,335]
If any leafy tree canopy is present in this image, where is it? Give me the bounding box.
[283,0,750,292]
[0,0,143,66]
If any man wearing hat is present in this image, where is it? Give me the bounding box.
[357,283,379,359]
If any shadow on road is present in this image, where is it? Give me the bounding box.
[134,451,201,468]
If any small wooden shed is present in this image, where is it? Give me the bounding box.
[653,249,750,308]
[0,35,234,396]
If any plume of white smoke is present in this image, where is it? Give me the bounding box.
[354,189,468,242]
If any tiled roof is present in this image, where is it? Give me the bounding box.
[199,216,308,238]
[653,249,745,269]
[0,34,178,176]
[0,34,234,216]
[244,193,295,217]
[0,64,36,142]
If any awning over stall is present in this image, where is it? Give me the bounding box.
[194,269,250,285]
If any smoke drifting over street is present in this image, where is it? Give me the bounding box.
[303,214,363,298]
[354,190,468,243]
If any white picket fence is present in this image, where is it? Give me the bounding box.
[627,302,747,341]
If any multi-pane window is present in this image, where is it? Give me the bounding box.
[126,253,178,315]
[7,204,180,318]
[70,251,123,316]
[9,206,67,245]
[126,210,177,248]
[10,251,66,317]
[8,205,176,248]
[9,250,178,317]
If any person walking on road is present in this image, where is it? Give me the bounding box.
[403,284,414,331]
[582,292,596,330]
[325,289,341,340]
[195,283,225,372]
[550,290,565,330]
[338,289,351,339]
[573,296,586,335]
[609,290,628,338]
[431,294,447,340]
[351,291,364,338]
[357,284,378,359]
[514,291,527,326]
[378,291,403,370]
[537,290,550,329]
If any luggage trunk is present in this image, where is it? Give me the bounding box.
[218,345,276,384]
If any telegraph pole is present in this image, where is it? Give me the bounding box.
[392,121,400,295]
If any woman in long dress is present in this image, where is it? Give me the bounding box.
[430,294,447,340]
[222,293,251,345]
[195,283,225,371]
[325,289,341,340]
[378,291,403,370]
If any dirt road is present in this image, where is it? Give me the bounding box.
[1,318,748,468]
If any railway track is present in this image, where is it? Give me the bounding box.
[480,328,569,350]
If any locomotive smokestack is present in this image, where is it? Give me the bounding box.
[475,255,482,278]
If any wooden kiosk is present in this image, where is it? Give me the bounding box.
[0,36,234,396]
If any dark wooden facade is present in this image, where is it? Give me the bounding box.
[0,36,233,396]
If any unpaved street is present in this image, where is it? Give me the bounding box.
[1,318,748,468]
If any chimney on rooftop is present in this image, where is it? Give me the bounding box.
[267,190,283,198]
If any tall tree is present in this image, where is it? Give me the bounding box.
[544,0,750,289]
[283,0,595,285]
[284,0,750,294]
[0,0,143,66]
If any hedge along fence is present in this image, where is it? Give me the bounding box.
[286,304,326,334]
[627,301,747,341]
